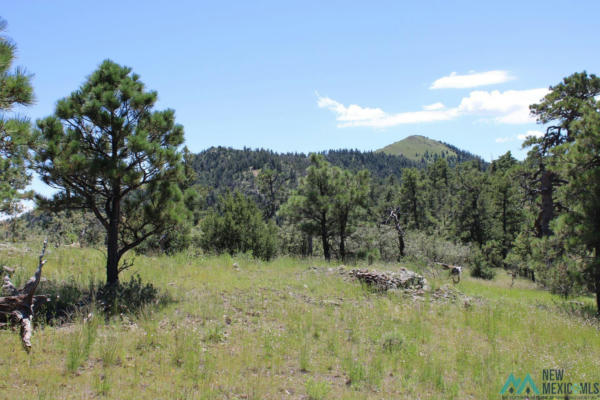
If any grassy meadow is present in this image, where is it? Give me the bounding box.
[1,244,599,399]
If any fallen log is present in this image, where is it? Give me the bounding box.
[0,240,48,351]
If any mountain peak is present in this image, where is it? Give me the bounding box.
[376,135,458,163]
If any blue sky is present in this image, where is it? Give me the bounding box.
[3,0,599,169]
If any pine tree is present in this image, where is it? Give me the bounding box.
[331,168,370,261]
[488,152,523,258]
[550,100,600,312]
[35,60,187,285]
[398,168,424,230]
[280,154,337,261]
[526,72,600,237]
[0,18,34,214]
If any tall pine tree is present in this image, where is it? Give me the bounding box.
[35,60,187,285]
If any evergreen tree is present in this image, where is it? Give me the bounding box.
[488,152,523,258]
[452,162,490,247]
[0,18,34,214]
[35,60,187,285]
[550,100,600,312]
[280,154,337,261]
[201,191,277,260]
[331,168,370,261]
[398,168,424,229]
[424,158,451,231]
[526,72,600,237]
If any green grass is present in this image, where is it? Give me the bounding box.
[0,244,599,399]
[377,135,457,162]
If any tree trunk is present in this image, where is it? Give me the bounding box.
[502,192,508,258]
[339,227,346,262]
[536,170,554,237]
[412,196,419,229]
[320,212,330,261]
[106,205,121,285]
[596,278,600,315]
[322,232,330,261]
[397,231,405,260]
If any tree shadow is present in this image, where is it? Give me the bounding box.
[22,274,173,326]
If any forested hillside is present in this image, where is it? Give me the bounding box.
[190,143,485,205]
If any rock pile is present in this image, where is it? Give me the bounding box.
[349,268,428,292]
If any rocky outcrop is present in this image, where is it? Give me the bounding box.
[349,268,428,292]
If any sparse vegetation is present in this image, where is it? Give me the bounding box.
[0,245,599,399]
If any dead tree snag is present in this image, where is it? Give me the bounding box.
[0,240,48,351]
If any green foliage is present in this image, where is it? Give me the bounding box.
[331,168,370,261]
[398,168,425,229]
[470,244,498,280]
[34,274,167,324]
[452,162,492,246]
[404,230,472,266]
[256,167,290,220]
[488,152,524,257]
[281,154,369,261]
[98,274,164,315]
[0,18,35,215]
[527,235,587,298]
[201,191,277,260]
[35,59,187,284]
[522,71,600,310]
[280,154,339,261]
[550,97,600,304]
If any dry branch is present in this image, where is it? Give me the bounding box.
[0,240,48,351]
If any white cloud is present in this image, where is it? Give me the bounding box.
[316,95,458,128]
[495,137,514,143]
[458,88,549,124]
[431,70,515,89]
[423,102,445,111]
[317,88,548,128]
[316,96,385,122]
[517,130,544,140]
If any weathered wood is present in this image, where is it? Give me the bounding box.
[435,262,462,283]
[0,240,48,351]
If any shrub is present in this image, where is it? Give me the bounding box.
[33,274,168,324]
[201,191,278,260]
[470,247,496,280]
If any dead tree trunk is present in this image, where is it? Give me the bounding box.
[0,240,48,351]
[385,207,406,260]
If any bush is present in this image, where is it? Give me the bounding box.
[201,191,278,260]
[97,274,165,315]
[470,247,496,280]
[404,230,472,266]
[135,222,197,255]
[529,236,587,298]
[33,274,168,324]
